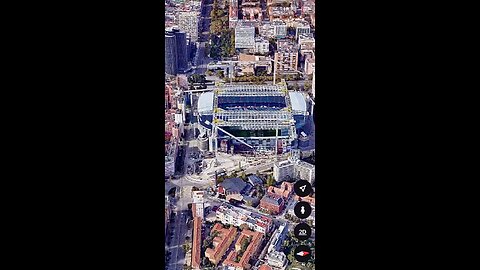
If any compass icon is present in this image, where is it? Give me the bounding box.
[294,180,312,197]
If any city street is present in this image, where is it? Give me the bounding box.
[192,0,213,75]
[167,188,192,270]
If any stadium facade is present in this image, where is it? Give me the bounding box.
[196,82,308,154]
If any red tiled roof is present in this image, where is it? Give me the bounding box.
[192,204,197,218]
[259,264,272,270]
[191,217,202,269]
[223,229,263,269]
[206,224,237,264]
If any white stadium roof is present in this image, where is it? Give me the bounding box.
[288,92,307,112]
[197,92,214,113]
[197,90,307,113]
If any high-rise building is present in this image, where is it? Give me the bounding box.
[178,11,199,42]
[172,29,188,73]
[165,29,189,75]
[165,32,178,75]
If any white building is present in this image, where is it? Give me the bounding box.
[273,159,295,182]
[254,37,270,54]
[178,11,199,42]
[259,22,274,38]
[235,25,255,49]
[192,203,204,218]
[312,70,315,100]
[294,159,315,184]
[192,190,205,203]
[298,33,315,50]
[305,58,315,75]
[272,20,287,38]
[266,251,288,268]
[215,204,272,233]
[274,39,299,73]
[295,25,311,40]
[268,223,288,253]
[273,158,315,184]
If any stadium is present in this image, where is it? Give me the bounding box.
[196,82,308,154]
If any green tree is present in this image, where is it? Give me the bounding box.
[265,174,275,187]
[304,81,312,90]
[287,253,295,263]
[182,243,190,253]
[240,236,251,251]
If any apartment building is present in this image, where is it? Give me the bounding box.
[205,223,238,265]
[235,24,256,49]
[191,217,202,269]
[254,37,270,54]
[178,11,199,42]
[223,229,263,270]
[294,159,315,184]
[215,204,272,234]
[273,159,295,182]
[266,251,288,269]
[259,195,284,214]
[274,40,298,74]
[192,203,204,218]
[273,158,315,184]
[192,190,205,203]
[272,20,287,38]
[295,24,311,40]
[305,57,315,75]
[267,223,288,253]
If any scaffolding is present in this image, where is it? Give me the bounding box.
[210,83,298,155]
[215,111,294,130]
[217,84,287,96]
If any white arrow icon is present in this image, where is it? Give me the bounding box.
[299,185,306,192]
[296,251,310,257]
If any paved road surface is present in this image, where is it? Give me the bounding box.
[167,191,189,270]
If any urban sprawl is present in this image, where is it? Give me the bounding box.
[164,0,316,269]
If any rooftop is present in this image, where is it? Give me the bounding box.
[247,175,263,185]
[219,177,252,194]
[191,217,202,268]
[288,92,307,112]
[258,265,272,270]
[205,223,238,263]
[261,194,284,206]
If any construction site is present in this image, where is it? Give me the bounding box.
[196,82,309,156]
